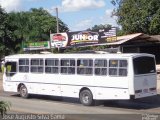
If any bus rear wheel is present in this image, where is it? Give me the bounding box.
[79,90,94,106]
[19,84,29,98]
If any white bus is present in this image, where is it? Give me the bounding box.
[2,53,157,106]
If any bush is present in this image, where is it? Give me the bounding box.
[0,101,11,117]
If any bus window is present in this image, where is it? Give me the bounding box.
[77,59,93,75]
[60,59,75,74]
[19,59,29,73]
[119,60,128,76]
[31,59,44,73]
[94,59,107,75]
[45,59,59,74]
[109,60,118,76]
[133,57,156,75]
[5,62,17,76]
[109,60,128,76]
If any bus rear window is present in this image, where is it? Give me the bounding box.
[133,56,156,75]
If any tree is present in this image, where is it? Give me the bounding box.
[25,8,69,42]
[8,8,69,42]
[0,6,7,58]
[0,7,69,58]
[88,24,112,31]
[111,0,160,35]
[87,24,124,36]
[0,6,15,59]
[0,6,70,58]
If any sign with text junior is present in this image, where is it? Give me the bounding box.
[69,31,99,46]
[50,27,117,48]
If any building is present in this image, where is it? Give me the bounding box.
[101,33,160,64]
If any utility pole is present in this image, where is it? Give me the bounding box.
[55,7,59,33]
[55,7,61,52]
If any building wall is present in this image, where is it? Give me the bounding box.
[140,45,160,64]
[122,45,160,64]
[122,47,140,53]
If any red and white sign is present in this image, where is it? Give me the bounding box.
[50,33,68,48]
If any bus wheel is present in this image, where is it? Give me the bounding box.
[80,90,94,106]
[19,85,29,98]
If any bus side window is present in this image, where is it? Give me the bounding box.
[94,59,107,76]
[109,60,118,76]
[31,59,44,73]
[19,59,29,73]
[109,60,128,76]
[119,60,128,76]
[60,59,75,74]
[77,59,93,75]
[45,59,59,74]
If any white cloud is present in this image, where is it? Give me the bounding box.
[100,9,118,27]
[71,19,93,31]
[0,0,22,12]
[61,0,105,12]
[70,9,118,31]
[105,9,113,16]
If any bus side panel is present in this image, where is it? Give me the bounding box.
[60,75,94,98]
[60,85,81,98]
[26,74,61,96]
[26,83,61,96]
[59,75,130,99]
[92,76,130,100]
[94,87,130,100]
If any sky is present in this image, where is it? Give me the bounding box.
[0,0,118,31]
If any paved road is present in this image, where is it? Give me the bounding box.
[1,74,160,120]
[1,93,160,120]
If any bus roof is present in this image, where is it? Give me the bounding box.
[4,53,155,59]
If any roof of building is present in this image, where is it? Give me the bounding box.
[96,33,160,46]
[150,35,160,41]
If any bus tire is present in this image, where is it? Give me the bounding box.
[19,84,29,98]
[79,90,94,106]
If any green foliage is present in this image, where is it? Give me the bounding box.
[88,24,112,31]
[111,0,160,35]
[8,8,69,42]
[0,6,15,59]
[0,101,11,117]
[0,7,69,59]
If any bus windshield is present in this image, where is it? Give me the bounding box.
[133,56,156,75]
